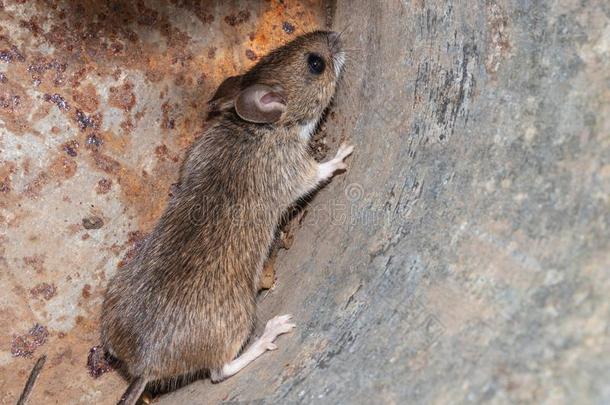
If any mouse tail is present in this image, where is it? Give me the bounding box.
[117,377,147,405]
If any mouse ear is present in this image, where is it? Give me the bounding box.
[235,84,286,123]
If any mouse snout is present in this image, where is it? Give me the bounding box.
[327,31,345,76]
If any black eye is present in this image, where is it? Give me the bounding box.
[307,53,325,75]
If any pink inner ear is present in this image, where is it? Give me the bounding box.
[260,92,285,105]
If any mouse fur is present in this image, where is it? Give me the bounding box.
[101,30,351,403]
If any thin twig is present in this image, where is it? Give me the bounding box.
[17,355,47,405]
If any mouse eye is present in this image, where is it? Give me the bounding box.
[307,53,326,75]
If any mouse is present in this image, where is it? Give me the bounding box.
[100,30,353,405]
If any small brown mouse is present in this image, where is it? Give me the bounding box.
[101,30,353,405]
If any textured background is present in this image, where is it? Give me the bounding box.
[1,0,609,404]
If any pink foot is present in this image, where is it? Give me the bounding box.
[317,143,355,182]
[211,314,296,382]
[257,314,296,351]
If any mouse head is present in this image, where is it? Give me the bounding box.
[209,31,345,126]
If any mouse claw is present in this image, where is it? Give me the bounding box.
[258,314,296,352]
[316,144,354,183]
[334,143,354,162]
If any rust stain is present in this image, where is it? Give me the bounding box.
[43,92,70,111]
[81,284,92,299]
[0,1,327,403]
[87,345,114,378]
[75,109,101,131]
[62,139,79,157]
[23,254,46,274]
[225,10,251,26]
[0,72,35,136]
[11,323,49,358]
[108,81,136,112]
[29,282,57,301]
[72,83,99,113]
[0,162,16,194]
[49,155,78,180]
[247,0,324,64]
[22,154,78,200]
[116,163,175,230]
[23,173,47,199]
[92,152,121,175]
[96,178,112,194]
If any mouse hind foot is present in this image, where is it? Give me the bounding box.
[210,314,296,383]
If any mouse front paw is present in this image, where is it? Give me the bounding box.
[258,314,296,351]
[333,143,354,163]
[316,143,355,182]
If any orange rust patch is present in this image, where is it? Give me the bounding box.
[23,153,78,198]
[23,154,79,199]
[92,152,121,175]
[116,165,174,230]
[72,83,100,113]
[62,140,79,157]
[154,144,171,161]
[0,162,16,193]
[30,282,58,300]
[225,10,251,26]
[85,131,130,156]
[49,155,78,180]
[11,323,49,357]
[120,118,134,134]
[161,101,175,130]
[247,0,326,64]
[81,284,92,299]
[23,254,46,274]
[108,81,136,112]
[24,172,48,199]
[96,178,112,194]
[0,75,35,136]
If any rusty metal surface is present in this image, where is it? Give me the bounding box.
[0,1,327,403]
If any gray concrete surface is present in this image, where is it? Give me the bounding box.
[1,0,608,404]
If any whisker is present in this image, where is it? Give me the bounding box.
[337,23,352,40]
[330,23,352,53]
[340,48,364,53]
